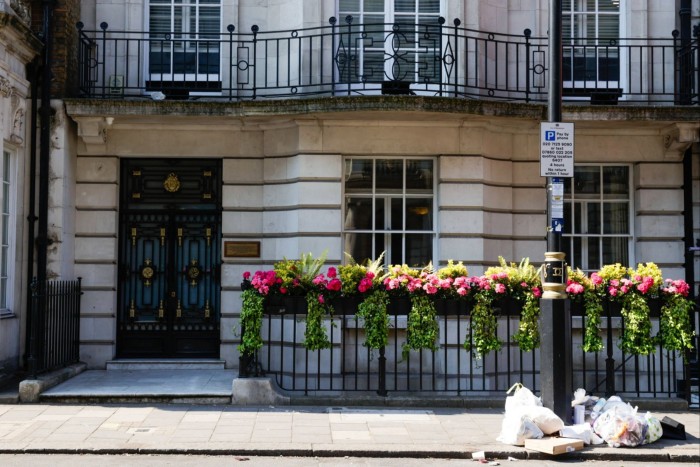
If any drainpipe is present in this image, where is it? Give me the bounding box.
[679,0,691,104]
[683,147,694,296]
[28,0,56,377]
[24,58,40,369]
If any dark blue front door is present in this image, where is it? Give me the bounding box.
[117,159,222,358]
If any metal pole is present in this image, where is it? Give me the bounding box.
[540,0,572,424]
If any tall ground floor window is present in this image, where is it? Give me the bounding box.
[343,157,435,267]
[0,150,13,317]
[563,164,631,272]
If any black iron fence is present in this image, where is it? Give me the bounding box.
[27,278,82,377]
[248,297,697,402]
[76,17,699,105]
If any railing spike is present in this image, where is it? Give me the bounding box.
[100,22,108,30]
[453,18,461,27]
[227,24,235,33]
[524,28,531,38]
[76,21,84,30]
[329,16,337,25]
[672,29,680,38]
[438,17,445,25]
[345,15,353,25]
[251,24,259,33]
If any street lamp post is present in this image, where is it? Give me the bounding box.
[539,0,572,424]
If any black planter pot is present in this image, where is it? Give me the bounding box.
[434,298,466,316]
[388,296,411,315]
[284,295,308,314]
[331,296,362,315]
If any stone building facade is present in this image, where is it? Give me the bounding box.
[6,1,700,372]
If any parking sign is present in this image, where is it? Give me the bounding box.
[540,122,574,177]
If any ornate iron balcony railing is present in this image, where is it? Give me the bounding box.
[77,17,699,105]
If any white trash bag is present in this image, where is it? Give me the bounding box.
[498,383,563,445]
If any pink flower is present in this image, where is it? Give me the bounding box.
[532,287,542,298]
[312,274,326,286]
[424,283,438,294]
[243,271,251,280]
[591,273,603,286]
[457,287,468,296]
[610,279,620,287]
[620,285,629,294]
[280,287,287,294]
[327,278,342,291]
[366,271,375,280]
[608,287,618,297]
[566,283,584,295]
[358,277,373,293]
[495,283,506,294]
[318,294,325,304]
[327,267,337,278]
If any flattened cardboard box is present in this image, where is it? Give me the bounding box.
[524,437,584,455]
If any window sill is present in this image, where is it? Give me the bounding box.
[0,310,15,320]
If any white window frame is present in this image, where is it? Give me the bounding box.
[562,163,633,273]
[0,149,16,319]
[342,156,437,266]
[145,0,223,89]
[562,0,627,96]
[336,0,444,95]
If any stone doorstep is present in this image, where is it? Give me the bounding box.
[105,359,227,370]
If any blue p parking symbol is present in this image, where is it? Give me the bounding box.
[545,131,556,141]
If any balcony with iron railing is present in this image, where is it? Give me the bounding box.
[77,17,699,105]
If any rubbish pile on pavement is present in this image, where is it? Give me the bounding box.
[497,384,680,451]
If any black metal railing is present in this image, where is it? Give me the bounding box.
[76,17,699,105]
[27,278,82,377]
[250,297,697,401]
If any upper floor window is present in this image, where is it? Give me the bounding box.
[0,151,14,317]
[562,0,621,90]
[148,0,222,87]
[337,0,442,88]
[563,165,631,272]
[343,158,435,267]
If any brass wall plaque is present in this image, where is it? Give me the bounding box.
[224,241,260,258]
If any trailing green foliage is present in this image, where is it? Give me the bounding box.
[238,289,264,356]
[403,294,439,358]
[356,289,390,349]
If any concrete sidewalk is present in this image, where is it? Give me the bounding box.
[0,403,697,462]
[1,368,698,461]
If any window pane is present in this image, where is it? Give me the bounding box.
[345,233,373,264]
[406,159,432,192]
[586,237,600,270]
[599,0,620,12]
[405,198,431,230]
[603,166,628,197]
[418,0,439,13]
[587,202,600,234]
[340,0,360,11]
[376,159,403,192]
[395,0,415,13]
[603,202,628,234]
[573,201,582,233]
[573,166,600,196]
[406,234,431,267]
[564,202,572,234]
[391,197,403,229]
[345,159,373,192]
[603,237,628,265]
[598,14,619,40]
[375,197,386,229]
[390,233,403,264]
[573,236,582,269]
[365,0,384,13]
[345,197,373,229]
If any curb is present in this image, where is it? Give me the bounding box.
[0,446,697,463]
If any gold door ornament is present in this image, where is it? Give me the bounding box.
[140,259,156,287]
[163,172,181,193]
[186,259,201,286]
